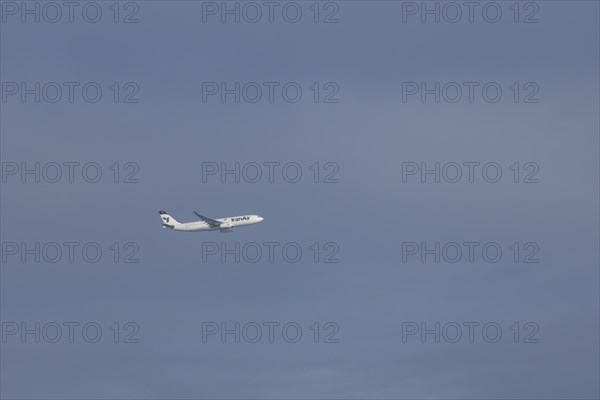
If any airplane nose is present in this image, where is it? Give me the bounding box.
[258,216,264,222]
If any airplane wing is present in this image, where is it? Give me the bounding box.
[193,211,221,228]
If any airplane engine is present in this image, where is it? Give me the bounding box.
[219,222,233,232]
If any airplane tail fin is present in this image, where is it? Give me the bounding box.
[159,210,182,229]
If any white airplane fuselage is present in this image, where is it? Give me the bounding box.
[159,211,263,232]
[175,215,263,232]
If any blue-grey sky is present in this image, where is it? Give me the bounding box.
[1,1,599,398]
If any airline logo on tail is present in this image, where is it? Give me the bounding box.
[159,210,175,228]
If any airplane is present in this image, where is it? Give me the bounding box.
[159,210,263,232]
